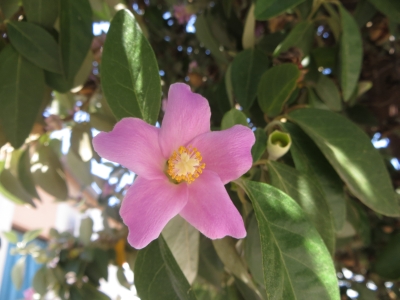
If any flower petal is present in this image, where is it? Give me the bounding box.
[93,118,164,179]
[189,125,255,184]
[120,176,188,249]
[159,83,211,158]
[179,170,246,239]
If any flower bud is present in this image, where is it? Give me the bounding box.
[267,130,292,161]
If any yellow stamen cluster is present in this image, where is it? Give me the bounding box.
[167,145,205,184]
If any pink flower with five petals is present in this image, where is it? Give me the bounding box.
[93,83,255,249]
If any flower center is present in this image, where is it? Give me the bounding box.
[167,146,205,184]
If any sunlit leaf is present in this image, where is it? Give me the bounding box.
[288,108,400,216]
[241,180,340,300]
[11,257,26,290]
[135,236,198,300]
[22,229,42,244]
[221,109,248,130]
[268,161,336,254]
[102,9,161,123]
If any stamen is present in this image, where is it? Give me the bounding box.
[167,145,205,184]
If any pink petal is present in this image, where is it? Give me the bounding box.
[93,118,164,180]
[179,170,246,239]
[120,176,188,249]
[159,83,211,158]
[189,125,255,184]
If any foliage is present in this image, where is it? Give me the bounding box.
[1,0,400,299]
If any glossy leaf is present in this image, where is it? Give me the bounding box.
[251,128,267,162]
[221,109,248,130]
[7,21,62,73]
[314,74,342,111]
[241,180,340,300]
[213,238,262,299]
[102,9,161,123]
[288,108,400,216]
[12,257,26,290]
[339,5,363,101]
[135,236,198,300]
[195,14,229,64]
[22,0,59,28]
[268,161,336,254]
[257,63,300,116]
[367,0,400,22]
[0,45,45,148]
[59,0,92,83]
[231,49,270,109]
[284,123,346,231]
[163,215,199,284]
[274,21,314,57]
[255,0,306,20]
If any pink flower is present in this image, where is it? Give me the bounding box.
[23,287,35,300]
[173,4,193,25]
[93,83,255,249]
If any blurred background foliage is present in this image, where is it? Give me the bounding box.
[1,0,400,299]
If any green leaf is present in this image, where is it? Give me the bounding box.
[339,5,363,101]
[255,0,306,20]
[32,266,49,295]
[274,21,314,57]
[0,45,45,148]
[81,283,110,300]
[251,128,267,162]
[22,229,42,243]
[7,21,62,73]
[367,0,400,22]
[288,108,400,216]
[70,122,95,162]
[354,0,377,28]
[373,233,400,279]
[314,74,342,111]
[162,215,199,284]
[12,257,26,290]
[242,4,256,49]
[31,143,68,200]
[102,9,161,123]
[79,217,93,246]
[65,151,93,188]
[244,214,264,287]
[257,63,300,116]
[283,123,347,231]
[116,267,131,289]
[213,238,262,299]
[59,0,92,83]
[135,237,198,300]
[346,199,370,246]
[195,14,229,64]
[2,230,18,243]
[22,0,59,28]
[0,0,19,19]
[240,180,340,300]
[0,160,35,206]
[18,147,40,200]
[267,161,336,254]
[221,109,248,130]
[44,71,70,93]
[231,49,270,109]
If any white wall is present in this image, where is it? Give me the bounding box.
[0,194,15,287]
